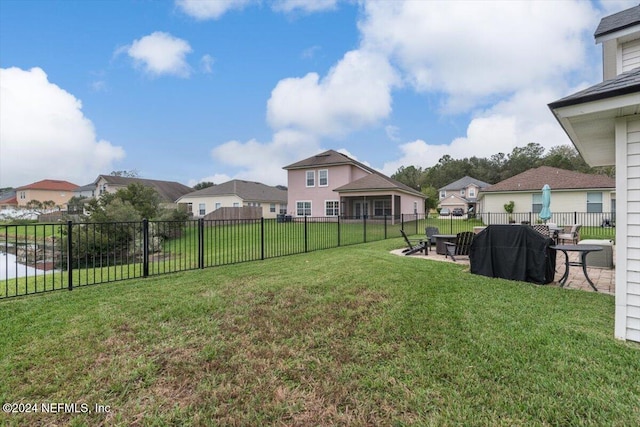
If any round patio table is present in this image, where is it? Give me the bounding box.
[550,244,603,291]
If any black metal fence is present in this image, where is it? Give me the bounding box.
[0,215,403,300]
[0,211,617,300]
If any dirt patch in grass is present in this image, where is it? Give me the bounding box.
[198,283,408,424]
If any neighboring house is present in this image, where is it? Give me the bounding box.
[283,150,425,219]
[176,180,288,219]
[438,176,490,214]
[477,166,615,223]
[74,183,96,199]
[0,190,17,210]
[93,175,193,208]
[15,179,79,209]
[548,4,640,342]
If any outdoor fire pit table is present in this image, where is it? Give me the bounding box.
[433,234,457,255]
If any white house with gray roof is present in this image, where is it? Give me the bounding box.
[549,4,640,342]
[438,176,490,214]
[176,180,288,219]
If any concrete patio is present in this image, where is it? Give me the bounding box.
[391,246,615,295]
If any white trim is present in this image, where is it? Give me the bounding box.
[552,93,640,120]
[319,169,329,187]
[305,170,315,188]
[596,25,640,44]
[324,199,339,216]
[296,200,312,216]
[615,117,628,340]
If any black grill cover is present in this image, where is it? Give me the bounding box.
[469,225,556,284]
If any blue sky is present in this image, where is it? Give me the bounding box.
[0,0,636,189]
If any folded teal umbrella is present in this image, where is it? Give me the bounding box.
[539,184,552,222]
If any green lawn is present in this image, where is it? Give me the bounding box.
[0,238,638,426]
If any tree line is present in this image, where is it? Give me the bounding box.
[391,143,615,209]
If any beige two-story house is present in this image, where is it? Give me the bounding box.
[438,176,490,215]
[15,179,79,209]
[93,175,193,209]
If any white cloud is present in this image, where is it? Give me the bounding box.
[0,67,125,188]
[177,0,337,19]
[359,1,598,112]
[598,0,638,14]
[385,125,400,142]
[211,0,606,183]
[271,0,338,14]
[176,0,253,20]
[210,130,322,185]
[187,174,232,187]
[381,87,575,176]
[267,50,400,136]
[122,32,193,77]
[301,45,321,59]
[200,54,215,74]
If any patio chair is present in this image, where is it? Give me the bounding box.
[444,231,474,262]
[558,224,582,244]
[532,224,551,238]
[400,229,428,255]
[425,226,440,247]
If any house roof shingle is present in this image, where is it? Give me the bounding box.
[283,150,359,170]
[439,176,491,191]
[0,190,17,205]
[480,166,615,193]
[181,180,287,203]
[16,179,79,192]
[75,183,96,192]
[285,149,425,198]
[95,175,193,203]
[548,67,640,109]
[594,5,640,39]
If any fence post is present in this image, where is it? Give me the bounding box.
[337,215,341,247]
[401,214,404,230]
[143,219,149,278]
[304,215,308,253]
[363,214,367,243]
[261,217,265,260]
[384,215,387,239]
[67,220,73,291]
[574,211,578,224]
[199,218,204,269]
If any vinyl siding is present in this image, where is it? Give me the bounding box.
[625,118,640,340]
[622,38,640,73]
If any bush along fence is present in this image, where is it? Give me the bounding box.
[0,211,617,300]
[0,215,405,300]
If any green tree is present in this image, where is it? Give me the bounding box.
[66,196,87,214]
[501,142,545,180]
[193,181,215,191]
[392,166,425,191]
[110,170,139,177]
[116,183,161,219]
[421,186,439,212]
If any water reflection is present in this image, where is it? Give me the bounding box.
[0,252,40,279]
